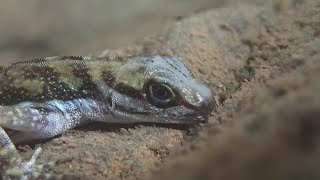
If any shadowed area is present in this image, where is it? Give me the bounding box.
[2,0,320,179]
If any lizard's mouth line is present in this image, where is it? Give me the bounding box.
[125,110,209,123]
[115,104,212,123]
[166,113,210,123]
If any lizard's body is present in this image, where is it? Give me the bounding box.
[0,55,214,179]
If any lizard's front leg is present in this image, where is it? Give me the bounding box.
[0,126,43,179]
[0,98,107,179]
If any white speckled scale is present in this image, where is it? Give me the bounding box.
[0,98,108,142]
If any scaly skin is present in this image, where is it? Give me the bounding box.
[0,55,214,179]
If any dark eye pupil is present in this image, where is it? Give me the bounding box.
[152,85,169,100]
[156,87,166,97]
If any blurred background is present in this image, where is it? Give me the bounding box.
[0,0,229,64]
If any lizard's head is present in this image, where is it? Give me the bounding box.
[108,56,215,124]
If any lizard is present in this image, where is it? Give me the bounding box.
[0,55,214,179]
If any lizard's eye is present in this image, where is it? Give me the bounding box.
[147,84,175,107]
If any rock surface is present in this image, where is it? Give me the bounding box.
[18,0,320,179]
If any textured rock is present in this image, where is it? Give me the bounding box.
[18,0,320,179]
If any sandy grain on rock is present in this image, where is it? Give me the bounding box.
[16,1,320,179]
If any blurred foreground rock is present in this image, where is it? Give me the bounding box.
[18,1,320,179]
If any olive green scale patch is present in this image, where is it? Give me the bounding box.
[0,56,151,106]
[0,57,102,106]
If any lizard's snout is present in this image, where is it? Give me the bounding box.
[191,82,215,117]
[197,95,215,117]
